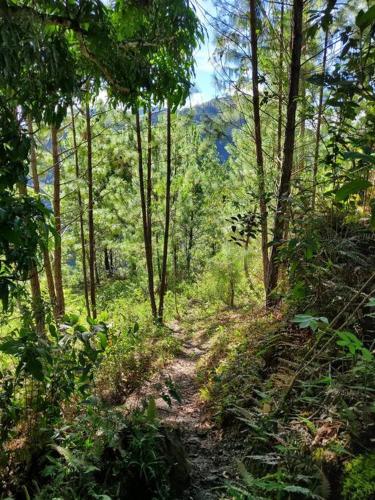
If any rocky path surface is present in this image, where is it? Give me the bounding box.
[126,319,237,499]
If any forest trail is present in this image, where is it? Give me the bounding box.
[126,313,239,499]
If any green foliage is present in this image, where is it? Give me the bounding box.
[335,331,373,361]
[196,245,248,307]
[95,314,179,404]
[0,313,109,444]
[228,462,323,499]
[35,401,170,499]
[292,314,328,332]
[334,179,373,202]
[284,210,375,319]
[0,101,54,310]
[343,453,375,500]
[1,0,375,498]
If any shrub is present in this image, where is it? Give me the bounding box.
[35,400,172,499]
[343,452,375,500]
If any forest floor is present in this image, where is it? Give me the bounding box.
[125,309,245,499]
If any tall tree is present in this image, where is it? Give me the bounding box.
[18,181,45,335]
[249,0,269,294]
[136,109,158,319]
[71,105,91,318]
[312,28,329,211]
[267,0,304,305]
[277,0,285,164]
[27,117,58,321]
[52,126,65,318]
[158,103,172,321]
[85,96,97,318]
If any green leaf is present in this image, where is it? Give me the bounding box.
[146,397,157,421]
[356,6,375,31]
[25,356,44,381]
[97,332,107,350]
[335,179,372,201]
[0,338,23,355]
[292,314,328,332]
[361,347,373,362]
[343,152,375,164]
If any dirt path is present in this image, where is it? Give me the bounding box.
[126,319,237,499]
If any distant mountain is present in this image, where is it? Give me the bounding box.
[181,96,239,163]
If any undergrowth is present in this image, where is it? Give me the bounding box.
[0,292,181,498]
[196,305,374,499]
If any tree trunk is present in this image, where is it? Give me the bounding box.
[18,181,45,335]
[229,280,235,308]
[186,215,194,280]
[86,98,97,318]
[104,247,110,275]
[173,241,180,319]
[158,104,172,322]
[156,232,162,283]
[71,105,91,318]
[267,0,304,306]
[298,18,307,178]
[29,266,45,335]
[277,0,285,165]
[312,28,329,212]
[135,110,158,319]
[52,126,65,318]
[146,106,153,249]
[27,117,58,321]
[249,0,269,294]
[109,249,114,275]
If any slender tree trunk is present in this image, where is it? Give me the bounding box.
[173,241,180,319]
[186,225,193,280]
[52,126,65,318]
[277,0,284,165]
[312,29,329,212]
[229,280,235,308]
[156,232,162,283]
[71,106,91,318]
[30,267,45,335]
[104,247,110,275]
[267,0,304,305]
[249,0,269,294]
[18,181,45,335]
[158,104,172,322]
[186,211,194,280]
[109,249,114,275]
[146,106,153,246]
[85,98,97,318]
[27,117,58,321]
[135,110,158,319]
[95,262,100,285]
[243,235,257,295]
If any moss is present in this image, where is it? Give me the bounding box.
[343,452,375,500]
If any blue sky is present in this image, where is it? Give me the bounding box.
[188,0,217,106]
